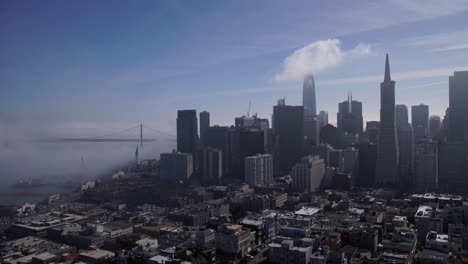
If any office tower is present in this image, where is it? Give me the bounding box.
[396,104,414,189]
[337,93,363,134]
[303,74,319,145]
[235,114,269,129]
[228,127,265,178]
[177,110,198,170]
[244,154,273,187]
[395,104,414,189]
[398,125,414,189]
[291,156,325,193]
[304,116,319,145]
[160,151,193,182]
[429,115,441,139]
[320,124,338,148]
[205,126,230,174]
[199,111,210,146]
[343,147,359,181]
[375,54,400,187]
[338,132,359,150]
[303,74,316,117]
[235,114,269,149]
[412,104,429,141]
[200,147,223,185]
[366,121,380,143]
[265,128,275,154]
[441,108,450,140]
[414,139,438,193]
[317,111,329,128]
[273,103,304,172]
[449,71,468,142]
[357,139,377,187]
[329,149,343,170]
[310,144,333,167]
[395,104,409,129]
[331,171,351,190]
[438,142,468,193]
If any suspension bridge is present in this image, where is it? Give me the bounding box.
[45,124,175,144]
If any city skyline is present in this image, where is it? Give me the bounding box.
[1,1,468,138]
[3,3,468,262]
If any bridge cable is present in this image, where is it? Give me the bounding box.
[142,124,175,138]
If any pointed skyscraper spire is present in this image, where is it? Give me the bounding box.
[375,53,399,188]
[384,53,391,82]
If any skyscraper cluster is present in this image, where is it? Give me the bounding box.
[161,54,468,194]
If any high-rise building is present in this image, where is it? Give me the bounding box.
[244,154,273,187]
[317,111,329,128]
[357,139,377,187]
[228,127,265,178]
[337,93,363,134]
[343,147,359,182]
[235,114,269,149]
[412,104,429,141]
[396,104,413,189]
[438,142,468,193]
[375,54,400,187]
[303,74,319,145]
[366,121,380,144]
[429,115,441,139]
[398,125,414,189]
[320,124,338,148]
[395,104,409,130]
[414,139,438,193]
[329,149,343,170]
[338,133,359,150]
[273,103,304,172]
[291,156,325,193]
[303,74,316,117]
[200,147,223,185]
[199,111,210,146]
[442,107,450,138]
[304,117,319,146]
[449,71,468,142]
[177,110,199,168]
[160,151,193,182]
[205,126,230,174]
[235,114,269,129]
[310,144,333,167]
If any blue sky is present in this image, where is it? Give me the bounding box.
[2,0,468,138]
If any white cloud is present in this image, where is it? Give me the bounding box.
[201,65,468,97]
[432,44,468,52]
[348,43,372,57]
[391,0,468,19]
[274,39,372,82]
[318,65,468,86]
[399,30,468,52]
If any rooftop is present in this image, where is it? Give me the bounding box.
[415,206,433,218]
[79,249,115,260]
[295,207,320,217]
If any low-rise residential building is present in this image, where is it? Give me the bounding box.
[215,224,253,257]
[268,240,312,264]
